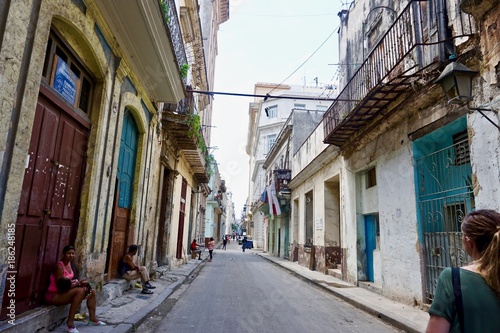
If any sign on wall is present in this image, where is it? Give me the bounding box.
[51,55,79,106]
[315,217,323,230]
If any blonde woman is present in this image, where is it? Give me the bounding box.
[426,209,500,332]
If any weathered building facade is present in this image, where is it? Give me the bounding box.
[246,83,331,252]
[0,0,229,329]
[288,0,500,307]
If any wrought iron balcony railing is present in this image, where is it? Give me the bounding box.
[163,0,188,84]
[323,1,476,147]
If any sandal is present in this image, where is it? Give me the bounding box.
[87,320,106,326]
[67,325,79,333]
[141,289,154,294]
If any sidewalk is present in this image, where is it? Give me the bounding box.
[53,255,207,333]
[0,251,209,333]
[256,251,429,333]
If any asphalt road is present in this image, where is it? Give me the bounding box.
[137,242,403,333]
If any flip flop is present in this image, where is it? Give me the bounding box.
[87,320,106,326]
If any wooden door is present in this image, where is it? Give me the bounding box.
[175,178,188,259]
[1,89,88,317]
[106,110,138,278]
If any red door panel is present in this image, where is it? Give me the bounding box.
[1,90,88,318]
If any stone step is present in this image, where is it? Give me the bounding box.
[327,268,342,280]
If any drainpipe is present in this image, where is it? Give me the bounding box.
[412,1,424,68]
[0,0,42,219]
[436,0,450,61]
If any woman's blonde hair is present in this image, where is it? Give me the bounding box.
[462,209,500,296]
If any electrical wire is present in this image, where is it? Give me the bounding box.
[186,89,358,102]
[267,28,337,96]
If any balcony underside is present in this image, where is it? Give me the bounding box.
[94,0,185,103]
[323,1,475,149]
[324,67,420,147]
[163,113,209,183]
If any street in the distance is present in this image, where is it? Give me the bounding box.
[137,241,403,333]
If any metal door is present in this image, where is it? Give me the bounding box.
[415,129,474,302]
[1,89,88,316]
[364,215,377,282]
[107,110,138,278]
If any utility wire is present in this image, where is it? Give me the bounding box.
[186,89,357,102]
[267,28,337,96]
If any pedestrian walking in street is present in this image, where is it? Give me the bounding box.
[190,239,203,259]
[222,236,227,250]
[208,237,215,261]
[426,209,500,333]
[242,236,247,252]
[118,245,156,294]
[44,245,106,333]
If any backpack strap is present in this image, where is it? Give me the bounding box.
[452,267,465,333]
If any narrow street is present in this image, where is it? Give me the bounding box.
[137,242,402,333]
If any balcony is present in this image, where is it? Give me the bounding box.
[162,89,210,183]
[323,1,476,148]
[95,0,187,103]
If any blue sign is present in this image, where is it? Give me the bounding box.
[53,56,78,105]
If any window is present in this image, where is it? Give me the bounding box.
[265,105,278,118]
[294,103,306,109]
[366,167,377,188]
[42,30,94,115]
[453,131,470,165]
[316,105,328,111]
[266,134,277,154]
[305,191,313,246]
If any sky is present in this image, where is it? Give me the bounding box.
[210,0,346,218]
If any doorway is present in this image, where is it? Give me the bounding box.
[106,110,138,279]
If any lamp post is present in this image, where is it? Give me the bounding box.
[434,59,499,130]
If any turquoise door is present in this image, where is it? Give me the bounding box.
[364,215,377,282]
[107,110,139,278]
[117,111,138,208]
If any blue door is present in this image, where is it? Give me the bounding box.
[117,111,138,208]
[107,110,138,278]
[364,215,377,282]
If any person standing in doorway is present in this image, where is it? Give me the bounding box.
[425,209,500,333]
[208,237,215,261]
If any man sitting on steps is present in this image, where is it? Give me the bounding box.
[118,245,156,294]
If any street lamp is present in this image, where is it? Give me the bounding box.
[434,60,477,105]
[434,58,499,130]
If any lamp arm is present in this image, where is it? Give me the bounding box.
[468,107,500,130]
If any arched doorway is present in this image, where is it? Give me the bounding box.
[106,109,139,279]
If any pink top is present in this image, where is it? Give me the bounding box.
[48,261,74,292]
[208,241,214,250]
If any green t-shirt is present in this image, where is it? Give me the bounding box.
[429,268,500,332]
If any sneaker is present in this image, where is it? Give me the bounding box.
[67,325,79,333]
[87,320,106,326]
[144,282,156,289]
[141,289,154,294]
